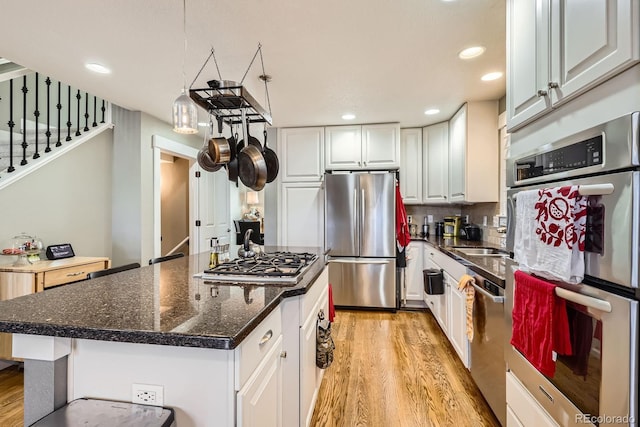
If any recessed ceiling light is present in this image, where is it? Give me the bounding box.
[342,113,356,120]
[85,63,111,74]
[458,46,486,60]
[481,72,503,81]
[424,109,440,115]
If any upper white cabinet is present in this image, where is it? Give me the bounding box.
[399,128,422,204]
[278,182,324,249]
[278,127,325,182]
[422,122,449,204]
[448,102,499,203]
[325,123,400,170]
[507,0,639,131]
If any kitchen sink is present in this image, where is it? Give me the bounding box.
[453,247,509,257]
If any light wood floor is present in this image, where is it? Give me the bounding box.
[0,364,23,427]
[0,311,499,427]
[310,309,500,427]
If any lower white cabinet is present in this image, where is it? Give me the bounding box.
[300,291,328,426]
[278,182,324,249]
[445,271,470,368]
[506,371,559,427]
[237,336,284,427]
[281,268,329,427]
[404,242,424,302]
[422,242,469,368]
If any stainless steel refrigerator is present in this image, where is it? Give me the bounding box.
[325,171,396,308]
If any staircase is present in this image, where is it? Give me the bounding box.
[0,62,111,189]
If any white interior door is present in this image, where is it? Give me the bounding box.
[194,168,231,254]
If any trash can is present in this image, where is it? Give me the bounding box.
[30,398,176,426]
[423,268,444,295]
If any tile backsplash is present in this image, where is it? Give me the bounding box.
[405,202,506,248]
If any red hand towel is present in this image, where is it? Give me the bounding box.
[328,283,335,322]
[395,183,411,249]
[510,270,572,377]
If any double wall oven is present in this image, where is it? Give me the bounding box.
[506,113,639,426]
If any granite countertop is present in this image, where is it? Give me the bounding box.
[0,247,327,350]
[411,235,508,286]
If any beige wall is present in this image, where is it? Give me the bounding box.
[160,157,189,254]
[0,128,113,265]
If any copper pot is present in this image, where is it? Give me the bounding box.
[208,137,231,164]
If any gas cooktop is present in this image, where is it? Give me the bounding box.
[199,251,318,284]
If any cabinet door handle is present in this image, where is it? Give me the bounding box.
[537,89,548,97]
[67,271,85,277]
[280,351,287,358]
[548,82,558,89]
[259,330,273,345]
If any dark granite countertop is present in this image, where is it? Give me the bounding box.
[411,236,508,286]
[0,247,327,350]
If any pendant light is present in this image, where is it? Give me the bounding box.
[172,0,198,134]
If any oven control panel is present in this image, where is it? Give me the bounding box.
[515,135,603,181]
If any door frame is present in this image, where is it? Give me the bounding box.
[152,135,199,258]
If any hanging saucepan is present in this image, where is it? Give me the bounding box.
[207,117,231,164]
[262,129,279,183]
[197,146,222,172]
[238,115,267,191]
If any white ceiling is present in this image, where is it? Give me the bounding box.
[0,0,506,130]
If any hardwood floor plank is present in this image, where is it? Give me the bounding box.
[311,310,500,427]
[0,364,24,427]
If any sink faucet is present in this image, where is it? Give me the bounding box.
[238,229,255,258]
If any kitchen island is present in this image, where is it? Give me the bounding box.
[0,247,329,427]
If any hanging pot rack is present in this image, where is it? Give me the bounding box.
[188,45,273,126]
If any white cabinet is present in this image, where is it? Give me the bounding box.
[399,128,422,204]
[446,271,470,368]
[325,123,400,170]
[278,182,324,249]
[507,0,639,131]
[506,371,560,427]
[300,291,328,427]
[281,268,329,427]
[237,336,284,427]
[362,124,400,169]
[422,122,449,204]
[278,127,325,182]
[448,102,499,203]
[404,242,424,303]
[423,242,469,368]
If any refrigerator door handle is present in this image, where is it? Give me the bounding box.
[328,259,392,265]
[361,188,366,244]
[353,188,359,251]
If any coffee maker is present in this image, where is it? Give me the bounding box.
[443,216,462,237]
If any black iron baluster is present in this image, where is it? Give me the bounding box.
[45,77,52,152]
[33,73,40,159]
[7,79,15,173]
[21,75,28,166]
[83,92,89,131]
[56,82,62,146]
[92,96,97,127]
[66,86,72,141]
[75,90,81,136]
[101,100,105,123]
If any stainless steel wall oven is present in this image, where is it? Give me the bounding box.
[506,113,640,426]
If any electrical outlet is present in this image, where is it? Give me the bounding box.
[427,215,433,223]
[132,383,164,406]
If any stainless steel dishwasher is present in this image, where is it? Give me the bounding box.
[468,271,506,426]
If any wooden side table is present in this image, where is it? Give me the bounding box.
[0,256,111,360]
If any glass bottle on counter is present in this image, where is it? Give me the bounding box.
[209,237,219,269]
